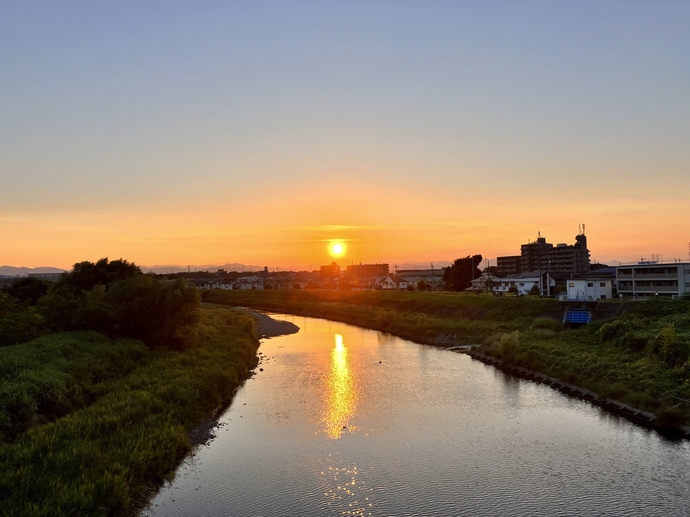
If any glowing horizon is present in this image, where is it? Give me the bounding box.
[1,3,688,270]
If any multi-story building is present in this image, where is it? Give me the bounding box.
[520,233,589,273]
[616,262,690,297]
[496,256,521,277]
[320,262,341,279]
[497,229,590,275]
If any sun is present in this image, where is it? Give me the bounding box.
[329,241,346,258]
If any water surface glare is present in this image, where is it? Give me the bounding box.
[144,315,690,516]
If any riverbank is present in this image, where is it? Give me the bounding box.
[0,305,260,517]
[235,308,300,339]
[202,290,690,432]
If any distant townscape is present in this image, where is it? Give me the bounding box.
[3,227,689,300]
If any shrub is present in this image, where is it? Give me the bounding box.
[530,317,563,332]
[647,324,689,367]
[0,309,45,347]
[498,331,520,362]
[598,320,631,342]
[530,329,555,340]
[618,332,649,353]
[107,276,201,349]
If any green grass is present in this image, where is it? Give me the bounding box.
[0,306,258,517]
[0,332,148,443]
[204,289,690,428]
[203,289,558,343]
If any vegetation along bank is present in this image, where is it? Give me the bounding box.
[0,260,261,517]
[204,289,690,434]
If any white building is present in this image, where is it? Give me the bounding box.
[616,262,690,297]
[378,274,408,290]
[563,278,612,301]
[491,272,553,295]
[236,275,264,290]
[469,274,503,291]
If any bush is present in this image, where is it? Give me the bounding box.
[598,320,631,342]
[498,331,520,362]
[0,309,45,347]
[648,324,689,367]
[107,276,201,349]
[530,317,563,332]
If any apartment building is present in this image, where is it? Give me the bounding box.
[616,262,690,297]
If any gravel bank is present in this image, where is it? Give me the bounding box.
[236,308,300,339]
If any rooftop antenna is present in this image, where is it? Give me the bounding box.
[583,223,586,235]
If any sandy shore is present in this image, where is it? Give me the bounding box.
[236,308,300,339]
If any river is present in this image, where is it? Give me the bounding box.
[142,314,690,516]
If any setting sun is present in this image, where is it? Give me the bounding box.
[329,241,346,258]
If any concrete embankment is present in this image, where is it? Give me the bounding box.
[463,347,690,439]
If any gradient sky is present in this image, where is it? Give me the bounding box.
[2,1,689,270]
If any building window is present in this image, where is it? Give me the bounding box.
[600,282,606,287]
[587,283,594,287]
[569,283,575,287]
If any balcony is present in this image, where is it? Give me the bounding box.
[617,285,678,293]
[632,272,678,279]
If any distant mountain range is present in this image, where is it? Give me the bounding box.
[1,260,452,277]
[0,266,67,277]
[141,263,264,274]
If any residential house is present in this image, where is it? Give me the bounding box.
[378,274,408,290]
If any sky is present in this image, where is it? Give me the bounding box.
[1,1,689,270]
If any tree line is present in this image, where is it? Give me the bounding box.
[0,258,200,349]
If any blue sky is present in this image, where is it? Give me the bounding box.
[1,1,689,268]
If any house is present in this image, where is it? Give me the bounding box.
[491,272,553,296]
[563,277,612,301]
[469,274,503,291]
[377,274,408,290]
[236,275,264,290]
[396,268,446,290]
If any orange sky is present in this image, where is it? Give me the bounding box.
[3,176,689,270]
[2,4,689,270]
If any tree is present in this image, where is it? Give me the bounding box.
[37,259,200,349]
[8,277,49,305]
[107,276,201,349]
[443,255,483,291]
[59,258,141,294]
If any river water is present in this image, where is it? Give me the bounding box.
[143,314,690,516]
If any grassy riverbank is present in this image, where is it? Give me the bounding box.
[203,290,690,428]
[203,289,558,343]
[0,306,258,517]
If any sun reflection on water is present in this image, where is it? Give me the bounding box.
[322,333,358,439]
